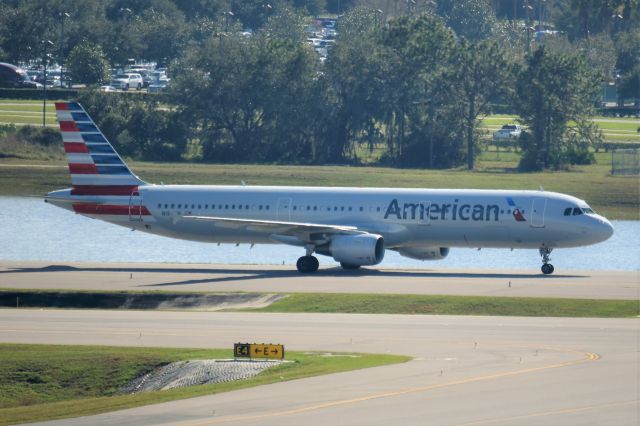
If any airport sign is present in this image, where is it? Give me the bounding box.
[234,343,284,360]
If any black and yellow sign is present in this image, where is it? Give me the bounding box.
[234,343,284,360]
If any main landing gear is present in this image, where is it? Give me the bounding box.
[297,245,319,273]
[539,247,554,275]
[296,255,319,273]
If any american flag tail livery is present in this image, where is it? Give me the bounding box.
[47,102,151,220]
[55,102,145,195]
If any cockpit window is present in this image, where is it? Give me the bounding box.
[563,208,572,216]
[572,208,583,216]
[582,208,594,214]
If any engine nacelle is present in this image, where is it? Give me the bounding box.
[397,246,450,260]
[328,234,385,266]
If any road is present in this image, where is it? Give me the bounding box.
[1,309,637,426]
[0,261,638,300]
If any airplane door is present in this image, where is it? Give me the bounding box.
[277,198,292,221]
[128,191,143,222]
[421,201,431,225]
[530,198,546,228]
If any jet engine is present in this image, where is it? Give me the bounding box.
[324,234,385,266]
[396,246,450,260]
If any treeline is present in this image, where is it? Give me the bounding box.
[2,1,638,170]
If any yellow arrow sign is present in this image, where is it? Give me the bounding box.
[234,343,284,360]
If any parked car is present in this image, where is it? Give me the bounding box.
[110,73,143,90]
[0,62,39,88]
[493,124,522,141]
[148,82,167,93]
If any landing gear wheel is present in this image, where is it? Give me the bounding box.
[539,247,554,275]
[296,255,319,273]
[541,263,554,275]
[340,262,361,270]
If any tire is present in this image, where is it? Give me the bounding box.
[125,83,129,91]
[136,83,141,90]
[296,256,319,273]
[541,264,554,275]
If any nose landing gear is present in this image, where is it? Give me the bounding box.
[539,247,554,275]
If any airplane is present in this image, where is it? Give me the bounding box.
[45,102,614,274]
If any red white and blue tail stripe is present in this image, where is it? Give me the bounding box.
[55,102,145,194]
[48,102,151,220]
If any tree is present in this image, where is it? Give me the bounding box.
[378,13,463,168]
[615,29,640,106]
[513,47,601,170]
[170,29,320,163]
[453,40,512,169]
[66,41,109,85]
[437,0,497,41]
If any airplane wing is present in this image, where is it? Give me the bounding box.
[182,215,362,245]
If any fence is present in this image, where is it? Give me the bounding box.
[611,148,640,175]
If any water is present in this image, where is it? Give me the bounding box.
[1,197,638,271]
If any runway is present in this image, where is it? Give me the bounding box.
[1,261,638,300]
[1,309,637,426]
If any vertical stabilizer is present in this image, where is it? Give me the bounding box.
[55,102,145,195]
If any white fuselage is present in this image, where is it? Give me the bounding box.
[47,185,614,251]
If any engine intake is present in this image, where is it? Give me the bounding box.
[397,246,450,260]
[328,234,385,266]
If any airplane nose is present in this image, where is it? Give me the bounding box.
[596,217,614,242]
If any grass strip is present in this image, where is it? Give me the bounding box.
[2,289,637,318]
[248,293,639,318]
[0,343,408,425]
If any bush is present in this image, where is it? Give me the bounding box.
[0,88,79,100]
[15,126,60,146]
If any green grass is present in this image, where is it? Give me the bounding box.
[0,101,58,126]
[0,343,408,425]
[249,293,639,318]
[479,115,640,144]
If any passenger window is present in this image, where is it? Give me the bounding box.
[238,205,242,210]
[266,205,270,210]
[563,208,572,216]
[313,206,317,211]
[359,207,364,212]
[573,208,583,216]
